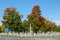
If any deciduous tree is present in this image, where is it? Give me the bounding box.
[2,8,23,32]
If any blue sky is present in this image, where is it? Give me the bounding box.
[0,0,60,26]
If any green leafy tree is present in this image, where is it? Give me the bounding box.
[0,26,2,33]
[22,20,30,33]
[2,8,23,32]
[55,26,60,32]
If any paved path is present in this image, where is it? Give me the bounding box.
[0,37,60,40]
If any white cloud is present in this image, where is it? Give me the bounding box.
[53,19,60,25]
[44,18,60,25]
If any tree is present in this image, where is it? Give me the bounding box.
[22,20,30,33]
[0,26,2,32]
[27,5,56,33]
[27,6,45,33]
[54,26,60,32]
[43,20,56,32]
[2,8,23,32]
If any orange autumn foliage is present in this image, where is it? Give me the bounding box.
[27,5,56,32]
